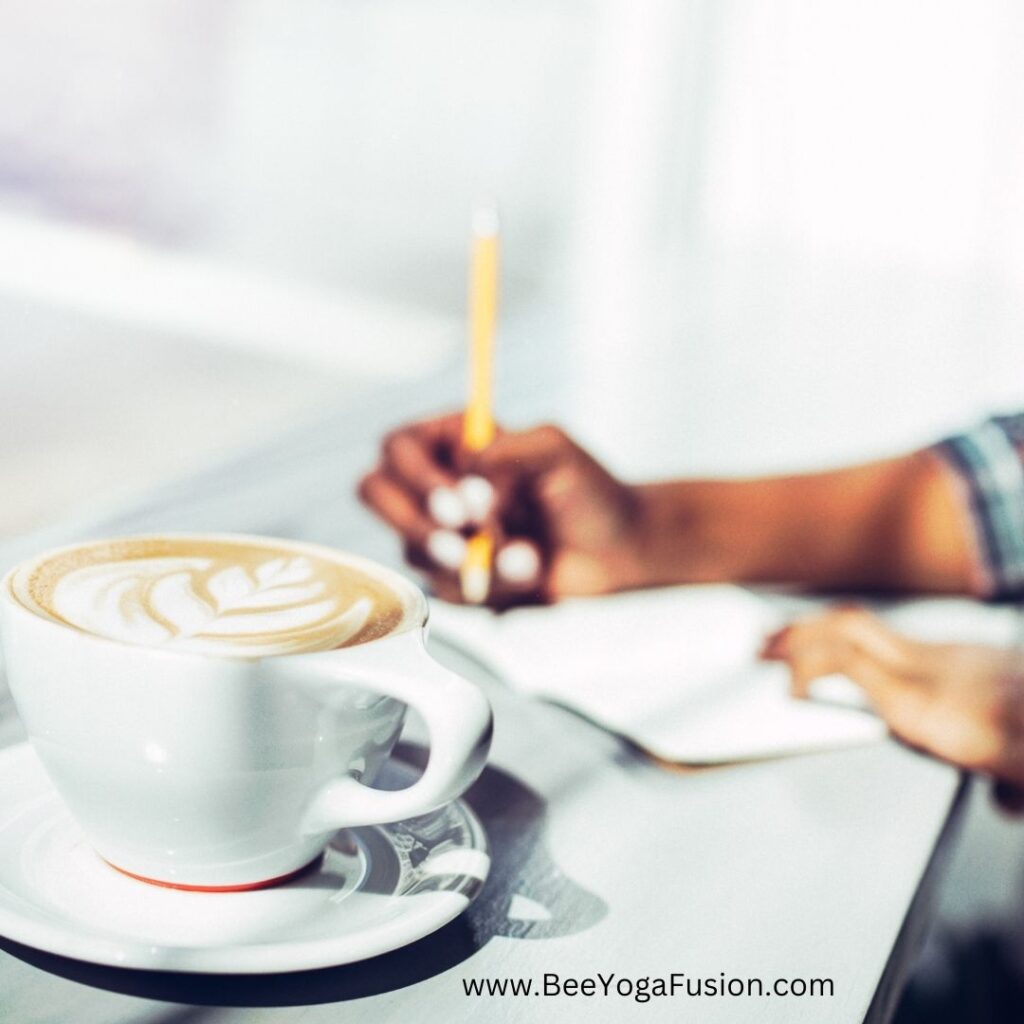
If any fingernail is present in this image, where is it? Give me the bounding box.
[496,541,541,584]
[457,475,495,524]
[426,530,467,571]
[427,486,467,529]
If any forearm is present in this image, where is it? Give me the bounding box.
[628,450,975,593]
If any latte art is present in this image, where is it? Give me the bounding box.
[11,537,415,656]
[53,554,373,654]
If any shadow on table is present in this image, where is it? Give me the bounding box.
[0,748,607,1006]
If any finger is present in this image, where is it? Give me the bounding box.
[448,536,547,609]
[403,412,467,454]
[386,414,506,527]
[431,468,501,531]
[410,550,540,609]
[820,606,926,675]
[382,430,458,501]
[358,471,433,546]
[787,643,846,699]
[405,539,457,575]
[404,412,508,474]
[782,627,916,710]
[412,504,548,607]
[779,607,923,682]
[403,540,475,608]
[426,486,469,530]
[380,422,468,529]
[424,529,467,572]
[428,474,501,532]
[818,645,945,754]
[831,644,917,710]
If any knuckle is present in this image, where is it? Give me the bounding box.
[533,422,568,446]
[381,430,405,461]
[833,605,871,627]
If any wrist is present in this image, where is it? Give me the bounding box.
[619,482,747,588]
[586,483,654,593]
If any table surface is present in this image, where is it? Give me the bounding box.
[0,378,967,1024]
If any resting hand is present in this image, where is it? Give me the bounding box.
[763,607,1024,810]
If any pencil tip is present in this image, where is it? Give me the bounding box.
[460,566,491,605]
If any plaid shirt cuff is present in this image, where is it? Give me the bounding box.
[932,414,1024,599]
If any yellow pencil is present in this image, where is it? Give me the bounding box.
[460,204,499,604]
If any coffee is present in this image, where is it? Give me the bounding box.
[9,535,414,657]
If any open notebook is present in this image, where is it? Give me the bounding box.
[428,585,1022,764]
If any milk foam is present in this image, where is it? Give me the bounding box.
[12,538,412,656]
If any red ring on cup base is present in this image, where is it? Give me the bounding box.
[103,854,323,892]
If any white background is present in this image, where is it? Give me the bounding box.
[0,0,1023,490]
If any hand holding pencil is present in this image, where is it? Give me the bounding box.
[359,410,649,606]
[358,207,649,607]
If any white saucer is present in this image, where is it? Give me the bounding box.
[0,742,489,974]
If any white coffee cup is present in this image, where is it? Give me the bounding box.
[0,534,492,890]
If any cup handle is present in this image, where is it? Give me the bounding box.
[285,631,493,835]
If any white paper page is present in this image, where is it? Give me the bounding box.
[429,585,887,763]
